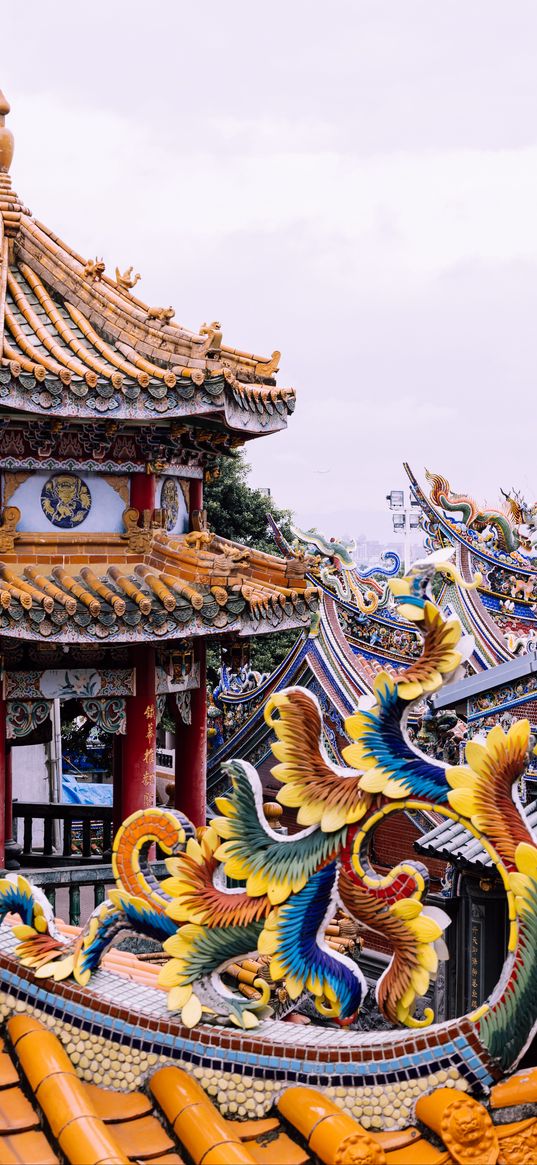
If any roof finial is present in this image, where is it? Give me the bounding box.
[0,89,14,174]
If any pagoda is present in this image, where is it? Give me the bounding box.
[0,89,317,866]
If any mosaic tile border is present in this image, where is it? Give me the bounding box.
[0,935,497,1107]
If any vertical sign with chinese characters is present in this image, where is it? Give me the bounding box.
[143,702,156,808]
[468,900,486,1011]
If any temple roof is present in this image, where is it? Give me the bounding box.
[405,463,537,575]
[0,91,294,434]
[0,526,318,644]
[1,1010,537,1164]
[417,799,537,871]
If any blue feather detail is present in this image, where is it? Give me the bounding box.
[118,896,177,941]
[77,896,176,978]
[277,863,363,1020]
[360,679,450,804]
[0,879,37,927]
[77,907,125,975]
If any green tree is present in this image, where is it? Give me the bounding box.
[204,454,293,553]
[204,454,303,674]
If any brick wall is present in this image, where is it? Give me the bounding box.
[372,815,446,888]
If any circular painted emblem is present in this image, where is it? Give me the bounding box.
[161,477,180,532]
[40,474,92,529]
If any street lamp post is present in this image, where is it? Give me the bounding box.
[386,489,421,574]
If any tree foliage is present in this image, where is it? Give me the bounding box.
[204,454,302,674]
[204,454,294,553]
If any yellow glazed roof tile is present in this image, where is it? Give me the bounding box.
[0,1014,534,1164]
[0,94,294,433]
[0,527,318,643]
[0,1128,61,1164]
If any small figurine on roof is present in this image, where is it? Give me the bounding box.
[199,321,223,354]
[83,257,105,281]
[115,265,141,295]
[146,305,175,324]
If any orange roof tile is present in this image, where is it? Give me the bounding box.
[0,527,318,643]
[0,95,294,436]
[0,1014,535,1165]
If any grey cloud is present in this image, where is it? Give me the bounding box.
[2,0,536,542]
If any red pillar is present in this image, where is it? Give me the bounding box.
[122,646,157,819]
[189,477,203,529]
[4,744,12,850]
[130,472,156,516]
[0,698,6,869]
[174,641,207,827]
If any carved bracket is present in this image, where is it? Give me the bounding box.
[82,697,126,735]
[121,506,155,553]
[7,699,50,739]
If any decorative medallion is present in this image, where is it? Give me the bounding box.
[161,476,180,532]
[40,474,91,529]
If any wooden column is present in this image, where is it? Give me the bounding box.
[130,473,156,515]
[121,646,157,819]
[189,477,203,528]
[4,744,12,849]
[0,697,6,869]
[174,641,207,827]
[112,734,123,836]
[3,743,19,869]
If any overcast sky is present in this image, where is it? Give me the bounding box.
[2,1,536,541]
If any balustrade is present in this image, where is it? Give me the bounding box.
[24,862,164,927]
[13,802,114,865]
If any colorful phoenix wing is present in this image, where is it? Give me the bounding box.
[211,759,349,903]
[0,875,73,979]
[162,830,271,927]
[447,719,535,867]
[343,672,451,804]
[264,686,372,831]
[338,867,448,1027]
[388,600,463,699]
[258,863,365,1021]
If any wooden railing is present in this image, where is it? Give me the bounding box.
[30,864,112,927]
[13,802,114,866]
[27,862,166,927]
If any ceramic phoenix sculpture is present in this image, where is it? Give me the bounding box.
[2,550,537,1082]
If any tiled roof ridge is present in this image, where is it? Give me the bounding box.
[2,1011,537,1164]
[0,91,294,427]
[9,215,284,388]
[1,232,296,425]
[0,525,319,642]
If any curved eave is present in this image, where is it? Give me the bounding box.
[0,366,294,431]
[0,530,319,645]
[0,602,314,645]
[0,211,295,432]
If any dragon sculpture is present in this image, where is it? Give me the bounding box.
[2,550,537,1079]
[288,523,398,613]
[427,471,537,557]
